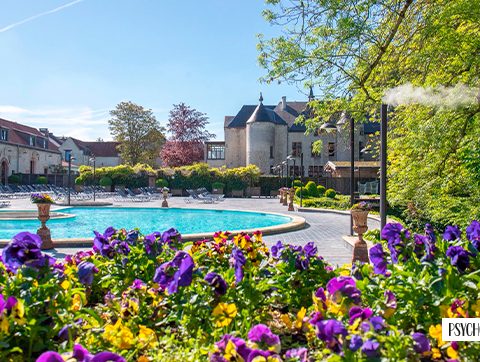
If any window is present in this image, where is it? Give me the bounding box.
[207,144,225,160]
[29,160,35,174]
[289,166,301,177]
[29,136,35,146]
[0,129,7,141]
[270,146,274,159]
[292,142,302,157]
[328,142,335,158]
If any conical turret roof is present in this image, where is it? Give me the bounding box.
[246,93,286,125]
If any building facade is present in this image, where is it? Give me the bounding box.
[205,93,379,176]
[58,137,121,167]
[0,118,62,184]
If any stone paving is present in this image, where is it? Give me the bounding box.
[1,196,380,266]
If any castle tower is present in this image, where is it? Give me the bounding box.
[246,93,281,174]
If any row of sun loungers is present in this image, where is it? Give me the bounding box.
[184,188,225,204]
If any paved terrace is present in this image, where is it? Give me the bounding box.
[1,197,380,266]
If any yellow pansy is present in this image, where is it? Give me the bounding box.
[103,319,134,349]
[295,307,306,329]
[71,294,82,311]
[212,303,237,327]
[447,346,459,360]
[431,348,441,359]
[281,314,292,329]
[137,356,149,362]
[61,280,71,290]
[224,340,243,361]
[472,300,480,316]
[0,317,9,334]
[11,299,25,325]
[429,324,445,347]
[138,325,157,348]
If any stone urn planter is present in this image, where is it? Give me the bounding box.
[36,203,53,249]
[350,202,371,263]
[282,188,288,206]
[288,187,295,211]
[162,187,169,208]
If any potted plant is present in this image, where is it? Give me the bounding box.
[30,193,55,249]
[211,182,225,195]
[350,201,372,263]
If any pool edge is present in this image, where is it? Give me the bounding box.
[0,209,306,247]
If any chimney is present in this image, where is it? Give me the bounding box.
[39,128,49,138]
[281,96,287,110]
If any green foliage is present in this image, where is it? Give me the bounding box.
[8,174,20,184]
[325,189,337,199]
[295,187,306,198]
[301,195,350,210]
[305,181,318,197]
[212,181,225,190]
[258,175,284,196]
[317,185,326,196]
[35,176,47,184]
[99,176,112,187]
[108,101,166,166]
[155,178,168,188]
[259,0,480,228]
[293,179,303,187]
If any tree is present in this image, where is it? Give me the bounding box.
[161,103,215,167]
[259,0,480,227]
[108,101,165,166]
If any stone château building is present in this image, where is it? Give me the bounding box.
[205,92,378,177]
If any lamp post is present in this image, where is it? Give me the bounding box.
[380,104,388,230]
[282,160,287,187]
[321,112,355,236]
[300,152,304,207]
[286,155,295,187]
[89,155,96,202]
[64,149,72,206]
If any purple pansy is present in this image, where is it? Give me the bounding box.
[446,245,471,272]
[130,279,146,290]
[93,228,116,259]
[425,223,436,243]
[285,347,308,361]
[36,344,125,362]
[153,251,194,294]
[270,241,284,258]
[385,290,397,309]
[143,232,162,255]
[2,232,55,272]
[369,243,388,275]
[348,306,373,325]
[412,332,430,354]
[443,225,461,241]
[315,319,347,343]
[205,272,228,296]
[326,276,361,304]
[303,242,317,258]
[361,339,380,358]
[247,350,281,362]
[381,223,410,263]
[77,261,99,285]
[349,335,363,352]
[161,228,181,246]
[248,324,281,348]
[466,220,480,249]
[211,335,251,362]
[231,248,246,284]
[36,352,64,362]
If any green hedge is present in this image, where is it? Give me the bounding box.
[301,195,350,210]
[325,188,337,198]
[8,174,21,184]
[155,178,168,188]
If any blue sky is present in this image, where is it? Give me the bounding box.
[0,0,309,141]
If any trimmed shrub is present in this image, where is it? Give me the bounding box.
[212,182,225,190]
[155,178,168,188]
[325,188,337,198]
[295,187,307,198]
[301,195,350,209]
[99,176,113,187]
[8,174,21,184]
[305,181,318,197]
[293,179,303,187]
[36,176,47,184]
[317,185,326,196]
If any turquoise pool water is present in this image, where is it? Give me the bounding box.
[0,207,292,239]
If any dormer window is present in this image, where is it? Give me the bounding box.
[0,129,7,141]
[29,136,35,146]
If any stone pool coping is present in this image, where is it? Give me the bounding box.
[0,210,75,221]
[0,207,306,247]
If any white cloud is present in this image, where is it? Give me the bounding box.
[0,0,84,33]
[0,105,112,141]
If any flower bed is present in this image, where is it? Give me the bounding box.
[1,220,480,361]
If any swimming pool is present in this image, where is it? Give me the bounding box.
[0,207,294,240]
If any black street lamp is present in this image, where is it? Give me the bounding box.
[89,155,96,202]
[380,104,388,230]
[300,152,304,207]
[321,111,355,236]
[282,160,287,187]
[64,149,72,206]
[287,155,295,188]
